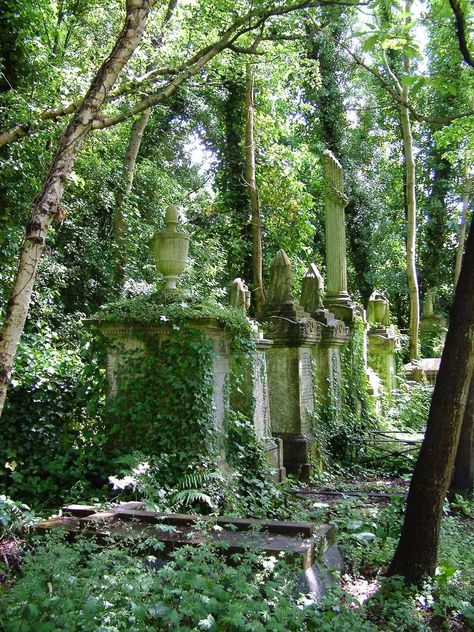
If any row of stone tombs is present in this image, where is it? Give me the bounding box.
[94,252,425,481]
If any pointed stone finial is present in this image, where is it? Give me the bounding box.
[229,278,250,312]
[266,249,294,307]
[301,263,325,313]
[367,290,390,327]
[164,204,179,230]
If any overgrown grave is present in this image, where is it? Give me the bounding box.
[35,502,344,597]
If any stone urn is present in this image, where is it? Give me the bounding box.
[367,290,390,327]
[152,205,190,289]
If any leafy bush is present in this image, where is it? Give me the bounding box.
[386,379,433,432]
[0,496,35,539]
[0,325,108,509]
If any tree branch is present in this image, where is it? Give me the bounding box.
[448,0,474,69]
[310,23,474,124]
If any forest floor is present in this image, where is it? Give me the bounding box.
[0,470,473,631]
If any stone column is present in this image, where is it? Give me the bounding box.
[324,151,349,299]
[260,250,320,479]
[323,151,359,323]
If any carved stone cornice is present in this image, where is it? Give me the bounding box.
[261,316,321,347]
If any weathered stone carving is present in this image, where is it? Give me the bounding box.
[229,278,251,313]
[420,287,447,357]
[266,249,295,307]
[366,290,399,398]
[422,287,437,317]
[367,290,390,327]
[301,263,325,313]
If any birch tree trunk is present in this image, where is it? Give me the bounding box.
[400,1,420,361]
[454,163,471,287]
[245,64,265,314]
[388,219,474,583]
[113,108,151,289]
[0,0,156,418]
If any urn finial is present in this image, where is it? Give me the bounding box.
[152,205,190,289]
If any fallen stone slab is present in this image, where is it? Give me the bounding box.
[35,502,343,596]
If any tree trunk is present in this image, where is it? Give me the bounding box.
[399,9,420,361]
[388,219,474,583]
[450,374,474,495]
[401,101,420,361]
[245,64,265,314]
[0,0,156,418]
[113,108,151,289]
[454,162,471,287]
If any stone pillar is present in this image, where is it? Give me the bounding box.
[300,263,349,417]
[366,290,400,399]
[260,251,320,479]
[228,276,285,480]
[322,151,360,324]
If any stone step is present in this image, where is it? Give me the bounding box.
[35,503,337,572]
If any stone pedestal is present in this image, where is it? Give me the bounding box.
[93,318,231,460]
[420,287,447,357]
[313,320,349,413]
[367,328,399,398]
[366,290,399,399]
[300,263,349,425]
[229,337,286,482]
[263,317,321,479]
[420,315,447,358]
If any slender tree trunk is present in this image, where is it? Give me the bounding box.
[399,6,420,361]
[388,219,474,583]
[0,0,156,418]
[401,100,420,361]
[450,373,474,495]
[245,64,265,314]
[454,162,471,286]
[113,108,151,289]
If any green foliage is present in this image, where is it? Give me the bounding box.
[106,331,217,484]
[224,411,282,516]
[386,379,432,432]
[0,531,373,632]
[0,496,35,539]
[0,323,108,509]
